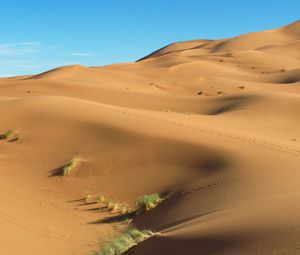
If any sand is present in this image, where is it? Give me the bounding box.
[0,20,300,254]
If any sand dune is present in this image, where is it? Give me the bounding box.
[0,21,300,254]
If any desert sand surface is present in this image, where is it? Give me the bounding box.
[0,21,300,254]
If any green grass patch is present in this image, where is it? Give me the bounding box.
[63,156,80,176]
[136,193,162,213]
[0,129,21,141]
[93,228,155,255]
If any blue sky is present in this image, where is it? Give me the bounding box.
[0,0,299,77]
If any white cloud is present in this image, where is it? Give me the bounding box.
[19,42,41,46]
[70,52,93,56]
[0,42,41,56]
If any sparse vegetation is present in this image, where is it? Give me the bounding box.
[96,194,107,208]
[84,190,91,203]
[89,191,162,216]
[63,156,80,176]
[110,202,121,214]
[2,129,15,139]
[238,86,245,89]
[107,200,115,210]
[104,200,122,213]
[92,228,155,255]
[0,129,21,141]
[120,205,131,215]
[136,193,162,213]
[95,195,132,214]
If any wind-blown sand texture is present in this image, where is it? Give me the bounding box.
[0,21,300,254]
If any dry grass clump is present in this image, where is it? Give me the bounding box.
[96,194,106,207]
[63,156,80,176]
[95,194,131,215]
[0,129,21,141]
[84,190,91,203]
[107,200,115,210]
[106,200,124,214]
[92,228,155,255]
[120,206,131,215]
[136,193,162,213]
[84,192,162,216]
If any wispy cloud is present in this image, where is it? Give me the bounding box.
[0,42,95,77]
[70,52,93,57]
[0,42,41,56]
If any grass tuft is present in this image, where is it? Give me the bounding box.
[93,228,155,255]
[120,205,131,215]
[96,194,106,203]
[136,193,162,213]
[0,129,21,141]
[110,203,121,214]
[107,200,115,210]
[63,156,80,176]
[96,194,106,208]
[84,190,91,203]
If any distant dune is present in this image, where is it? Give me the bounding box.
[0,21,300,255]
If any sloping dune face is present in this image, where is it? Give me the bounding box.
[0,21,300,255]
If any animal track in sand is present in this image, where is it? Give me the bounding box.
[167,178,241,202]
[97,104,300,157]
